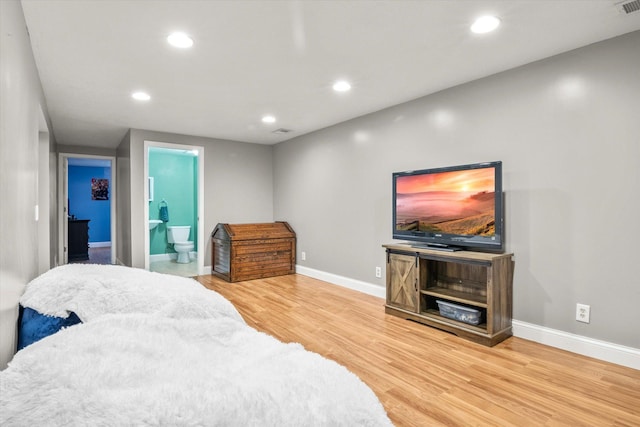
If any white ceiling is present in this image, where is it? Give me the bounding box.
[21,0,640,149]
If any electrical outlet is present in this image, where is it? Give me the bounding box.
[375,266,382,278]
[576,303,590,323]
[301,251,306,261]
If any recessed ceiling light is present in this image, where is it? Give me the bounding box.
[131,91,151,101]
[167,32,194,48]
[333,80,351,92]
[262,115,276,124]
[470,15,501,34]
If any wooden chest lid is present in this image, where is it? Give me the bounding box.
[212,221,295,241]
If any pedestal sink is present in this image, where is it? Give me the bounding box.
[149,219,162,230]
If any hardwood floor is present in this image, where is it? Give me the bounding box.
[196,273,640,427]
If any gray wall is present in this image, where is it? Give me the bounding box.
[116,131,132,266]
[119,129,274,268]
[274,31,640,348]
[38,130,57,273]
[57,144,116,157]
[0,0,56,369]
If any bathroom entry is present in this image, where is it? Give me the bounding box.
[144,141,204,277]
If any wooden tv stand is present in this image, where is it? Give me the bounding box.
[383,243,514,346]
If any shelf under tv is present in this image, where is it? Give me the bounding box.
[384,243,514,346]
[409,242,462,252]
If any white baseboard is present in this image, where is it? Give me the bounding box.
[512,320,639,370]
[295,265,386,299]
[88,241,111,248]
[295,264,639,370]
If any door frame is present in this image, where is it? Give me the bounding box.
[143,140,205,275]
[58,153,117,265]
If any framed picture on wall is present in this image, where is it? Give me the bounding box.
[91,178,109,200]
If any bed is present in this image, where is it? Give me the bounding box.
[0,264,392,426]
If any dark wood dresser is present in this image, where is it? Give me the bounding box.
[211,222,296,282]
[68,219,90,261]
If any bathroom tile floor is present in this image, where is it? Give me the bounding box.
[70,246,199,278]
[150,260,199,278]
[70,247,198,277]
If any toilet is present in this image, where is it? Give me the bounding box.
[167,226,194,264]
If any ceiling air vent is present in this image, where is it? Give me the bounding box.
[617,0,640,14]
[272,128,293,134]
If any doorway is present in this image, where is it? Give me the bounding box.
[143,141,204,277]
[58,154,116,265]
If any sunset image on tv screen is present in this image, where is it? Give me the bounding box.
[395,167,496,236]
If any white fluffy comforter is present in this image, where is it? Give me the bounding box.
[1,265,392,426]
[19,264,243,322]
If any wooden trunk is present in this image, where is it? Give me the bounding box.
[211,222,296,282]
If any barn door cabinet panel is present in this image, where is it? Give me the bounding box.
[384,244,514,346]
[212,222,296,282]
[386,252,422,313]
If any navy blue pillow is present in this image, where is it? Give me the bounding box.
[18,306,82,350]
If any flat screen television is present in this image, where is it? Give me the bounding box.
[392,161,503,252]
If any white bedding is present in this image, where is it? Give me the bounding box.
[19,264,243,322]
[1,265,393,426]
